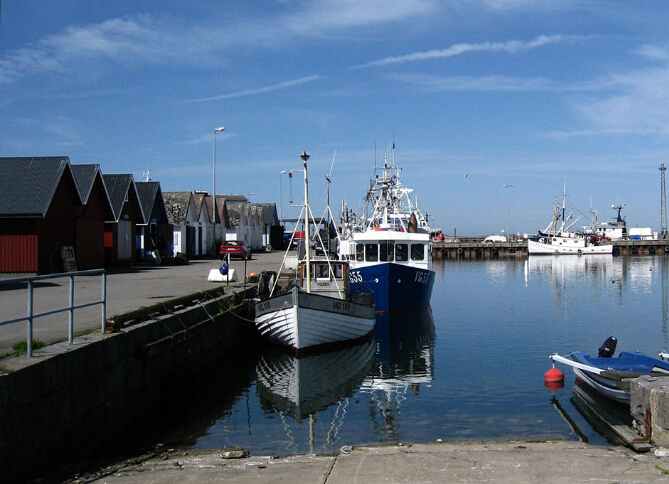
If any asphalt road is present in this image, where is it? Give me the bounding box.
[0,251,285,356]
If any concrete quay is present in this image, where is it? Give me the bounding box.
[76,441,669,483]
[0,252,285,356]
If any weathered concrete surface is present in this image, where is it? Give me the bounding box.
[631,376,669,447]
[0,253,284,356]
[77,441,669,484]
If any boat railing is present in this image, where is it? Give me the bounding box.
[0,269,107,357]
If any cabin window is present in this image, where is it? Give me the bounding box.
[380,241,394,261]
[314,263,329,278]
[333,264,344,279]
[410,243,425,261]
[356,244,364,261]
[365,243,378,262]
[395,243,408,261]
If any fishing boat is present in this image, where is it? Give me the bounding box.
[337,145,435,313]
[529,187,612,255]
[549,337,669,404]
[254,151,376,351]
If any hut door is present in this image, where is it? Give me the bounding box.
[118,220,133,260]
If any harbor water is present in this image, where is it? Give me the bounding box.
[161,255,669,454]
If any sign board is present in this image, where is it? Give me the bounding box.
[61,246,77,272]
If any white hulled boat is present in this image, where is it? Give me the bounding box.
[528,188,612,255]
[254,151,376,351]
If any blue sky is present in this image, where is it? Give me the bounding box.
[2,1,668,235]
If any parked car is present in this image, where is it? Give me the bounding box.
[220,240,251,260]
[482,235,507,243]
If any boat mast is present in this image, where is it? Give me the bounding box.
[301,151,311,294]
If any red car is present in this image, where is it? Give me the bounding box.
[219,240,251,260]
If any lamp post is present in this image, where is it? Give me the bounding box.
[279,170,287,225]
[503,184,514,240]
[213,127,225,251]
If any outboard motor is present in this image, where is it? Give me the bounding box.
[598,336,617,358]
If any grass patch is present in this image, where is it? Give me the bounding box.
[75,327,98,337]
[657,465,669,475]
[12,339,45,355]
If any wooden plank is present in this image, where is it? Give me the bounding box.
[572,384,651,452]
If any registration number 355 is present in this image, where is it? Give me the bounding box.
[348,270,363,283]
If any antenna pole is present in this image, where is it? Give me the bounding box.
[301,151,311,292]
[661,164,667,237]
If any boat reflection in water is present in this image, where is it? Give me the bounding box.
[550,379,650,452]
[361,308,436,440]
[255,339,375,453]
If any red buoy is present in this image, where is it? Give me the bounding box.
[544,367,564,383]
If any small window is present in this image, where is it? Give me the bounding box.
[356,244,364,261]
[395,244,408,261]
[380,241,394,261]
[411,243,424,261]
[365,243,378,262]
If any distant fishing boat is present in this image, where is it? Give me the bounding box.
[529,186,612,255]
[337,144,435,313]
[254,151,376,351]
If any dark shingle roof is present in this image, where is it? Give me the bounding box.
[102,174,144,222]
[135,181,160,224]
[0,156,81,217]
[71,164,101,204]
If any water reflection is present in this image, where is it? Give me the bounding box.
[255,341,375,454]
[361,308,436,441]
[256,341,375,422]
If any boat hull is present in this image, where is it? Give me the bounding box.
[255,288,376,350]
[528,240,613,255]
[568,351,669,404]
[348,262,434,314]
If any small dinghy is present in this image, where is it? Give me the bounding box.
[550,336,669,404]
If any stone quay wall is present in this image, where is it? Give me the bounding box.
[0,288,257,482]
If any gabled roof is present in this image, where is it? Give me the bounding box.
[163,191,191,225]
[71,164,115,219]
[0,156,82,217]
[135,181,168,225]
[191,192,210,222]
[102,174,145,223]
[71,164,99,204]
[203,194,230,227]
[256,203,279,225]
[215,196,230,228]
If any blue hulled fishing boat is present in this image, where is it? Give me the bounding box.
[338,146,434,314]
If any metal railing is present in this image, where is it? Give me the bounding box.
[0,269,107,357]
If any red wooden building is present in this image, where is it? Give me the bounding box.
[0,157,83,273]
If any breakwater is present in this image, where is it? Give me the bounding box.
[433,239,669,259]
[0,285,257,483]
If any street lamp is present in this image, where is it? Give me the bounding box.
[503,184,514,239]
[279,170,287,224]
[213,126,225,251]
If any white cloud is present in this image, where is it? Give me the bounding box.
[390,73,559,91]
[0,1,439,85]
[185,75,322,103]
[353,35,586,68]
